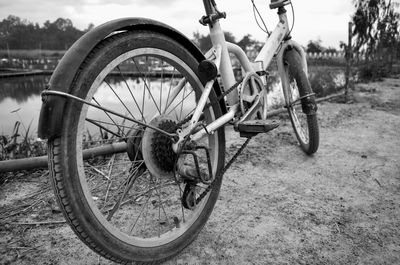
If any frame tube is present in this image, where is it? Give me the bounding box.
[191,104,239,141]
[226,42,254,73]
[207,9,238,105]
[255,11,289,70]
[189,79,215,130]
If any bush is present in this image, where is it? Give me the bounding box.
[308,67,344,97]
[357,62,388,82]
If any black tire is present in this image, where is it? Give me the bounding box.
[283,49,319,155]
[48,31,225,264]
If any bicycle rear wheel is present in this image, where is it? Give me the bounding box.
[283,49,319,155]
[47,30,225,264]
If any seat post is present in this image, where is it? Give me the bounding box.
[203,0,214,16]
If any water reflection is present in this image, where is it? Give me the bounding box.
[0,75,49,103]
[0,76,47,136]
[0,74,285,137]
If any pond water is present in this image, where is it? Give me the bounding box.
[0,74,293,138]
[0,75,49,137]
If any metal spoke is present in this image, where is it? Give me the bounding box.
[102,154,116,209]
[105,80,137,121]
[133,57,161,116]
[129,183,154,235]
[159,59,164,113]
[179,85,187,121]
[164,69,176,113]
[106,164,145,221]
[43,90,177,138]
[166,89,194,118]
[92,97,126,137]
[163,78,187,114]
[105,134,145,220]
[118,65,145,121]
[86,118,123,139]
[152,176,170,237]
[86,118,143,132]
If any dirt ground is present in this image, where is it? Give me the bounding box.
[1,77,400,265]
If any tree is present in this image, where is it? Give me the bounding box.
[0,15,88,50]
[192,31,237,52]
[54,18,73,32]
[223,31,236,43]
[325,47,338,53]
[237,34,255,51]
[192,31,212,52]
[85,23,95,32]
[306,39,323,53]
[352,0,400,78]
[352,0,399,59]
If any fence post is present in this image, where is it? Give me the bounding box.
[345,22,353,102]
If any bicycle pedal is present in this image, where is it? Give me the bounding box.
[235,120,279,138]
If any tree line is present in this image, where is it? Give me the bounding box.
[1,14,340,54]
[0,15,93,50]
[1,0,399,63]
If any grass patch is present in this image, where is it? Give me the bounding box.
[0,120,46,161]
[0,109,46,161]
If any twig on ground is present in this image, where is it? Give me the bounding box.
[9,220,67,226]
[0,199,43,220]
[374,178,382,187]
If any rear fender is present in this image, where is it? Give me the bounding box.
[38,17,226,140]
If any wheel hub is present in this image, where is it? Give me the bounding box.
[126,125,144,162]
[141,116,178,178]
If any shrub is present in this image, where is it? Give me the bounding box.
[308,68,344,97]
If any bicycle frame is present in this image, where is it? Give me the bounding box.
[179,0,307,143]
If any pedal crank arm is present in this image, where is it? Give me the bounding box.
[237,90,266,124]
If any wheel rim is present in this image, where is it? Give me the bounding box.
[71,48,220,247]
[288,79,309,145]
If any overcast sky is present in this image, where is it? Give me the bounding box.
[0,0,369,48]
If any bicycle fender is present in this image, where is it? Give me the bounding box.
[278,40,317,115]
[276,40,308,104]
[38,17,226,140]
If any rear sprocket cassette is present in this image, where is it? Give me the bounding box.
[141,115,178,178]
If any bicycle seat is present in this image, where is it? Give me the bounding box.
[269,0,291,9]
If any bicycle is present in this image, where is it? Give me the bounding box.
[38,0,319,263]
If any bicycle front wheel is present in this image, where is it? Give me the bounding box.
[283,49,319,155]
[47,30,225,264]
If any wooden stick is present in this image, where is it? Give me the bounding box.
[9,220,67,226]
[267,91,345,117]
[0,142,127,173]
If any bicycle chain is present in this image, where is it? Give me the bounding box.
[176,77,250,205]
[177,78,243,127]
[195,137,252,204]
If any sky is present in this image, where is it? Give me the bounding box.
[0,0,361,49]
